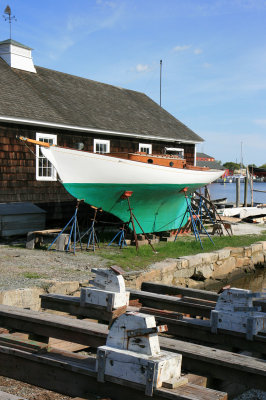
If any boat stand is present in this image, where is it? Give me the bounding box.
[121,191,157,253]
[194,190,232,237]
[80,206,101,251]
[48,200,82,254]
[108,224,127,248]
[195,195,215,233]
[174,188,214,249]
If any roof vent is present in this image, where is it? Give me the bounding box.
[0,39,36,73]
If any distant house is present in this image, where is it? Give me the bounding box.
[0,38,204,227]
[196,152,215,162]
[196,152,228,177]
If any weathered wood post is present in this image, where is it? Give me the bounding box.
[236,177,241,207]
[244,171,249,207]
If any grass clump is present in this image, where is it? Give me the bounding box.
[96,232,266,271]
[23,272,44,279]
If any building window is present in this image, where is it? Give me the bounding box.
[93,139,110,154]
[165,147,184,158]
[139,143,152,154]
[36,133,57,181]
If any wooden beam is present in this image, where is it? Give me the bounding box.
[0,304,108,348]
[130,290,213,318]
[0,346,227,400]
[141,282,266,312]
[141,282,219,302]
[40,294,126,322]
[159,336,266,391]
[141,308,266,354]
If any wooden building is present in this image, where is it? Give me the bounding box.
[0,38,203,229]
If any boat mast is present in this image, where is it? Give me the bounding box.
[160,59,162,107]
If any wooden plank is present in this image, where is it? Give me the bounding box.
[159,336,266,391]
[130,290,213,318]
[141,282,266,312]
[0,333,48,353]
[140,309,266,354]
[0,304,108,348]
[40,294,127,322]
[141,282,219,302]
[0,346,227,400]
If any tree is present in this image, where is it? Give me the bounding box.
[223,162,240,171]
[259,163,266,169]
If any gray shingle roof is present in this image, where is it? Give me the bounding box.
[197,160,225,170]
[0,57,203,143]
[196,152,213,159]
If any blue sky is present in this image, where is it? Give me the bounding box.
[1,0,266,166]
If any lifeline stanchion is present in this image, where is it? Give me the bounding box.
[174,188,214,249]
[121,191,157,253]
[48,200,82,254]
[108,224,127,248]
[80,206,102,251]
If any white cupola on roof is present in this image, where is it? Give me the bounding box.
[0,39,36,73]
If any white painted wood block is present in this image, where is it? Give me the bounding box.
[80,268,129,309]
[97,311,183,393]
[91,268,126,292]
[211,288,266,338]
[80,287,129,309]
[107,312,160,356]
[97,346,182,389]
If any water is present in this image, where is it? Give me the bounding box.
[206,181,266,293]
[208,181,266,205]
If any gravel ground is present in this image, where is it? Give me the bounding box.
[0,243,110,291]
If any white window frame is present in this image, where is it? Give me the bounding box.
[93,139,110,154]
[139,143,152,154]
[36,133,57,181]
[165,147,184,158]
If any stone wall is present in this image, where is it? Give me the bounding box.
[124,241,266,290]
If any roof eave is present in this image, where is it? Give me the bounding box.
[0,115,204,144]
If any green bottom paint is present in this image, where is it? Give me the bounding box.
[63,183,203,234]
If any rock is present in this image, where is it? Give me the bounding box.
[180,254,202,268]
[250,243,263,254]
[212,257,236,279]
[201,252,218,264]
[214,248,231,260]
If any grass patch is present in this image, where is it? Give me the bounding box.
[23,272,44,279]
[96,232,266,271]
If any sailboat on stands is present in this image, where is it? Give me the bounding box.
[19,137,224,234]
